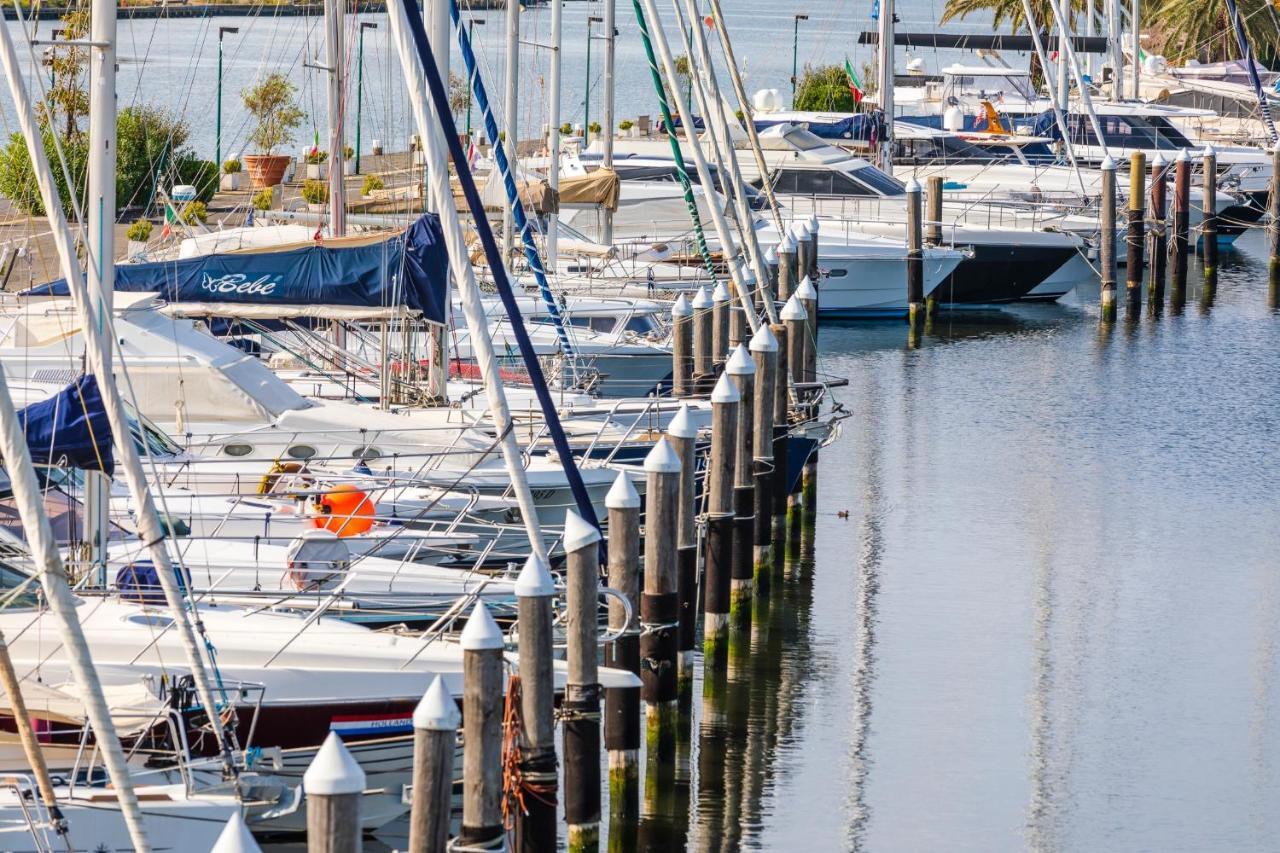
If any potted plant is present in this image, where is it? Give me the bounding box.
[301,178,328,212]
[220,158,243,191]
[342,145,355,176]
[241,73,304,189]
[179,201,207,225]
[361,174,384,198]
[559,122,572,136]
[371,138,383,156]
[252,187,275,211]
[126,219,152,257]
[619,119,635,138]
[588,121,602,143]
[304,148,329,180]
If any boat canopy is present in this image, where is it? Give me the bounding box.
[17,375,113,473]
[30,215,451,323]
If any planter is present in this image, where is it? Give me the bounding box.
[307,202,325,213]
[306,164,325,180]
[244,154,290,189]
[371,139,383,156]
[220,172,243,191]
[343,161,354,176]
[127,240,147,258]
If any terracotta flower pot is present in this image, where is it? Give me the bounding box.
[244,154,290,189]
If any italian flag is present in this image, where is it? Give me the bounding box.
[844,57,865,106]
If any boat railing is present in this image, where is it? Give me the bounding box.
[1,773,55,853]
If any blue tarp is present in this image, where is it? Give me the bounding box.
[17,375,114,474]
[756,112,881,141]
[29,215,450,324]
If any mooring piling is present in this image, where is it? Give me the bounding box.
[777,233,797,302]
[670,294,693,398]
[770,322,790,567]
[704,372,740,662]
[563,509,603,853]
[692,285,714,390]
[711,281,731,370]
[925,175,944,246]
[304,733,366,853]
[792,222,812,299]
[1126,151,1146,319]
[763,246,779,307]
[604,471,641,810]
[730,271,752,346]
[1270,146,1280,301]
[906,179,925,333]
[1201,144,1218,292]
[408,675,459,853]
[665,405,698,703]
[1100,156,1118,323]
[1171,149,1191,312]
[641,437,682,755]
[795,274,819,517]
[780,294,806,535]
[1148,152,1168,316]
[459,602,507,853]
[212,812,261,853]
[749,324,779,583]
[805,214,821,283]
[726,344,757,619]
[513,555,557,852]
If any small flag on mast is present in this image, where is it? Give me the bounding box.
[844,57,866,107]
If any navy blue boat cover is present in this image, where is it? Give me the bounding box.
[29,215,449,323]
[18,375,114,474]
[756,112,882,141]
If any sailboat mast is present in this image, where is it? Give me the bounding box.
[83,0,117,583]
[1130,0,1140,98]
[876,0,895,171]
[547,0,562,267]
[502,0,520,255]
[601,0,616,245]
[325,0,347,236]
[1107,0,1124,100]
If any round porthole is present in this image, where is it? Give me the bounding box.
[223,443,254,457]
[286,444,317,460]
[352,446,382,461]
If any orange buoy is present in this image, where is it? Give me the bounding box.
[312,484,376,536]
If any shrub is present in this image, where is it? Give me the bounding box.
[588,121,602,135]
[342,145,354,160]
[179,200,207,225]
[304,149,329,165]
[559,122,572,135]
[794,65,858,113]
[175,158,218,203]
[300,179,329,205]
[361,174,384,196]
[252,188,274,211]
[223,158,242,174]
[0,128,88,216]
[242,73,304,154]
[126,219,152,242]
[618,119,634,131]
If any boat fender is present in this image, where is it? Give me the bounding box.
[311,484,376,537]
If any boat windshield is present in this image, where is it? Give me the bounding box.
[0,536,42,610]
[849,165,907,196]
[947,71,1037,102]
[781,127,834,151]
[1067,114,1189,150]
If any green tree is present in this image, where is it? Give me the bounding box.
[41,11,89,139]
[242,73,304,154]
[0,127,88,217]
[1148,0,1280,64]
[794,65,858,112]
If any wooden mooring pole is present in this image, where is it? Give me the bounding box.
[770,321,789,568]
[763,247,779,307]
[730,272,751,346]
[925,175,944,320]
[1099,156,1118,323]
[604,472,641,810]
[711,281,731,371]
[749,324,778,585]
[906,179,925,342]
[777,233,797,302]
[408,675,458,853]
[1126,151,1146,319]
[780,294,806,540]
[1269,146,1280,305]
[726,344,757,620]
[304,733,366,853]
[460,602,507,853]
[563,509,603,853]
[671,294,692,398]
[704,372,740,663]
[796,273,819,518]
[665,405,698,706]
[692,285,714,391]
[1170,149,1191,313]
[1201,145,1218,295]
[513,555,557,852]
[1148,153,1168,317]
[641,437,681,755]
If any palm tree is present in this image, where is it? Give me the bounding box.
[939,0,1086,35]
[1148,0,1280,65]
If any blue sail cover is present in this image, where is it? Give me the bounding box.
[756,113,879,141]
[17,375,114,474]
[30,215,449,323]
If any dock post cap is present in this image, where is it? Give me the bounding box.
[460,601,505,650]
[764,246,779,265]
[749,322,778,352]
[563,507,603,553]
[711,371,741,404]
[1202,143,1216,156]
[711,281,731,303]
[905,177,922,193]
[667,404,698,439]
[796,275,818,300]
[303,731,367,796]
[1152,151,1167,166]
[211,811,262,853]
[644,436,683,474]
[779,232,797,254]
[1101,155,1117,171]
[692,286,714,309]
[514,553,556,598]
[726,343,756,375]
[413,674,461,731]
[808,213,820,233]
[1176,148,1190,162]
[671,293,693,317]
[780,293,808,321]
[605,470,641,509]
[790,220,811,239]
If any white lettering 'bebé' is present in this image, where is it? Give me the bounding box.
[200,273,280,296]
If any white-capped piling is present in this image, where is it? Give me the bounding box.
[603,472,641,804]
[1148,153,1168,316]
[692,285,714,389]
[711,281,731,369]
[749,324,778,580]
[670,294,693,398]
[409,676,459,853]
[563,509,603,852]
[925,175,944,246]
[906,178,925,331]
[212,812,262,853]
[513,555,557,852]
[1171,149,1191,311]
[304,732,366,853]
[641,438,682,749]
[704,372,740,660]
[795,274,819,514]
[763,246,779,307]
[769,321,790,562]
[726,344,757,616]
[1100,157,1118,323]
[780,295,807,538]
[730,271,752,346]
[459,602,506,852]
[777,233,797,302]
[1126,152,1146,319]
[1201,144,1218,290]
[791,223,812,302]
[806,215,821,282]
[665,406,699,695]
[1269,147,1280,301]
